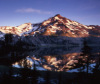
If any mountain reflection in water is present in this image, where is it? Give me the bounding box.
[0,45,100,84]
[12,46,100,73]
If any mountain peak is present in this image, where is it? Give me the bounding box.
[55,14,61,17]
[54,14,63,19]
[32,14,91,37]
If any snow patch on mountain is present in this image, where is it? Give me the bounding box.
[0,23,33,36]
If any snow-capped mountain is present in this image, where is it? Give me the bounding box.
[0,14,100,46]
[0,14,99,37]
[27,14,95,37]
[0,23,32,36]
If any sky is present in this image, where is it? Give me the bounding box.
[0,0,100,26]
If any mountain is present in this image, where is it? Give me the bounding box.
[26,14,100,37]
[87,25,100,37]
[0,14,99,37]
[0,23,32,36]
[28,14,92,37]
[0,14,100,46]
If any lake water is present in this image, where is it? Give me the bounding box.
[0,45,100,84]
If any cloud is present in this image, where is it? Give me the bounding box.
[15,8,52,14]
